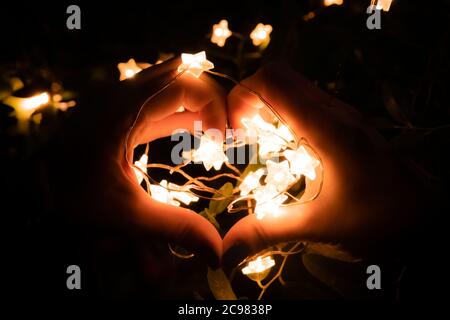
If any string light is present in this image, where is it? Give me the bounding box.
[254,184,288,220]
[117,58,151,81]
[149,180,199,206]
[178,51,214,78]
[4,92,50,121]
[250,23,272,47]
[284,146,320,180]
[370,0,393,12]
[133,153,148,184]
[242,255,275,281]
[211,19,232,47]
[184,134,228,171]
[265,160,296,192]
[239,169,265,196]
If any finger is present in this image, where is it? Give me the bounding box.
[227,63,351,152]
[128,183,223,267]
[128,73,226,148]
[223,201,322,266]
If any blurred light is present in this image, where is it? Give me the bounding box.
[250,23,272,46]
[211,19,232,47]
[117,58,151,81]
[242,255,276,281]
[324,0,343,6]
[371,0,392,11]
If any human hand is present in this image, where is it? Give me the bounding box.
[224,64,424,260]
[47,58,226,266]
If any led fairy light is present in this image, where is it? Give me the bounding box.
[4,92,50,121]
[250,23,272,47]
[370,0,393,11]
[211,19,232,47]
[117,58,151,81]
[124,50,323,300]
[324,0,343,6]
[242,255,275,281]
[177,51,214,78]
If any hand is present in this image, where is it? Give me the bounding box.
[224,64,425,260]
[47,58,226,266]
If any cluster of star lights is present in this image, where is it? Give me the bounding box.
[127,50,323,284]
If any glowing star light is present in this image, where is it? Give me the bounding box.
[265,160,296,192]
[117,58,151,81]
[211,19,232,47]
[4,92,50,121]
[324,0,343,6]
[284,146,320,180]
[239,169,265,196]
[371,0,392,11]
[178,51,214,78]
[250,23,272,46]
[149,180,199,207]
[242,256,276,281]
[254,184,288,220]
[188,134,228,171]
[133,154,148,184]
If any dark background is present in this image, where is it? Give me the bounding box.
[1,0,449,302]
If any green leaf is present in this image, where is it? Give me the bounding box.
[208,182,234,215]
[207,268,237,300]
[199,208,220,230]
[302,253,366,299]
[305,242,361,263]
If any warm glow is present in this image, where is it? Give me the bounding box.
[239,168,265,196]
[324,0,343,6]
[250,23,272,46]
[149,180,199,207]
[211,19,232,47]
[178,51,214,78]
[371,0,393,11]
[185,134,228,171]
[241,115,294,158]
[117,58,151,81]
[133,154,148,184]
[253,184,288,220]
[265,160,296,192]
[242,256,275,275]
[5,92,50,121]
[284,146,320,180]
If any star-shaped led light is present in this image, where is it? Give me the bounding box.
[117,58,151,81]
[324,0,343,6]
[250,23,272,46]
[239,168,265,196]
[253,184,288,220]
[371,0,392,11]
[167,182,199,205]
[133,153,148,184]
[242,256,275,276]
[178,51,214,78]
[149,180,180,206]
[4,92,50,121]
[190,134,228,171]
[284,146,320,180]
[265,160,296,192]
[241,115,293,158]
[211,19,232,47]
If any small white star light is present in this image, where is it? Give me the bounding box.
[211,20,232,47]
[324,0,343,6]
[4,92,50,121]
[184,134,228,171]
[133,154,148,184]
[242,255,276,281]
[239,169,265,196]
[250,23,272,47]
[265,160,296,192]
[242,114,295,158]
[178,51,214,78]
[117,58,151,81]
[254,184,288,220]
[284,146,320,180]
[370,0,393,11]
[149,180,199,207]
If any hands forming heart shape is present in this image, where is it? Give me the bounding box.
[49,57,425,269]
